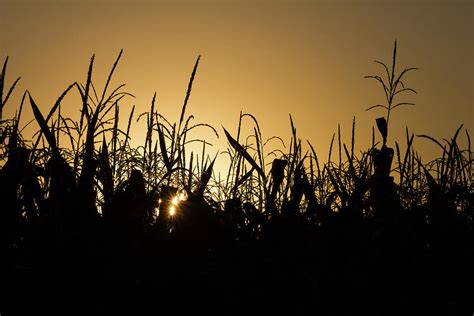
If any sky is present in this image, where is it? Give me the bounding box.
[1,0,472,174]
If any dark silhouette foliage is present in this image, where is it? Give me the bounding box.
[1,43,472,315]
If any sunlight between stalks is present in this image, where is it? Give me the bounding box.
[155,190,187,218]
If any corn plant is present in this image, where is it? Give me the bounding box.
[365,40,418,147]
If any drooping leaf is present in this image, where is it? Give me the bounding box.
[391,102,415,111]
[29,93,58,154]
[196,155,216,196]
[376,117,388,145]
[223,127,265,179]
[234,167,254,191]
[270,158,287,199]
[157,123,172,172]
[365,104,388,111]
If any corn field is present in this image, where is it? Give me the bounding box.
[1,44,473,315]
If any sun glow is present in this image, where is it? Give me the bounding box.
[169,205,176,216]
[169,192,187,217]
[155,192,187,218]
[172,196,179,206]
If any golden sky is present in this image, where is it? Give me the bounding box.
[1,0,473,171]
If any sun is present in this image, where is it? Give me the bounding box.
[169,205,176,216]
[155,191,187,219]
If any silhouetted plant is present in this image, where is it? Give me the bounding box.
[365,40,418,147]
[1,46,472,316]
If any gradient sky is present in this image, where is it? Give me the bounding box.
[1,0,472,172]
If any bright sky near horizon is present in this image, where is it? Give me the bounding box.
[1,0,472,173]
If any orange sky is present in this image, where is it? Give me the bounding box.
[1,0,472,173]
